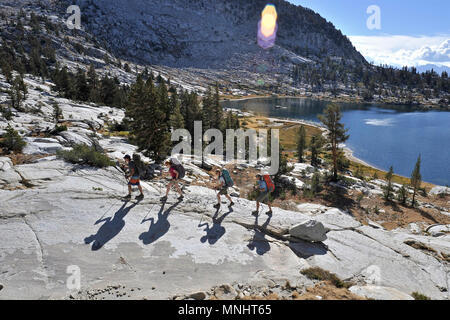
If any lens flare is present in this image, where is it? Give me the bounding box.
[261,5,277,37]
[258,4,278,49]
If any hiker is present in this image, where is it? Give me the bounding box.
[253,173,274,216]
[214,168,235,209]
[123,154,144,200]
[160,158,184,202]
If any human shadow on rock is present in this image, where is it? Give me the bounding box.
[85,200,139,251]
[139,200,182,245]
[247,213,272,256]
[198,207,233,245]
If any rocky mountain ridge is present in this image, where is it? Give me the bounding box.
[66,0,365,69]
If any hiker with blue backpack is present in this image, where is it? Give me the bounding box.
[160,158,185,202]
[253,173,274,216]
[214,168,235,209]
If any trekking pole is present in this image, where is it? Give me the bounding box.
[199,211,205,226]
[141,202,157,223]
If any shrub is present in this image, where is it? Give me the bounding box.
[411,292,431,300]
[354,166,365,180]
[374,205,380,215]
[109,119,130,132]
[50,125,68,135]
[356,193,364,206]
[397,185,408,205]
[57,144,113,168]
[0,125,26,153]
[1,105,13,120]
[301,267,352,289]
[419,187,428,197]
[310,172,322,194]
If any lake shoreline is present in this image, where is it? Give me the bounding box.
[225,99,440,187]
[221,94,450,111]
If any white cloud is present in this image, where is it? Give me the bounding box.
[349,35,450,69]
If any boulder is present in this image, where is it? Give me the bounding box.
[368,220,384,230]
[289,220,328,242]
[349,285,414,300]
[214,284,237,300]
[0,157,22,185]
[59,131,93,147]
[290,163,315,175]
[23,137,64,155]
[188,291,207,300]
[430,186,449,196]
[0,157,13,171]
[280,175,305,189]
[426,224,450,237]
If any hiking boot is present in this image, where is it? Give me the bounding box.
[160,196,168,202]
[136,194,144,200]
[266,210,273,216]
[177,195,184,201]
[229,201,235,207]
[124,194,132,200]
[252,210,259,216]
[213,203,221,209]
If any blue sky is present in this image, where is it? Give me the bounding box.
[289,0,450,36]
[287,0,450,70]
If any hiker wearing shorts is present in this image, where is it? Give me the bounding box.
[214,169,235,209]
[124,155,144,200]
[160,159,184,202]
[253,174,273,216]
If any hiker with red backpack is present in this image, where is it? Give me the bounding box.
[214,168,235,209]
[160,158,185,202]
[253,173,274,216]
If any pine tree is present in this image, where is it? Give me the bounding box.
[53,103,62,124]
[170,98,185,131]
[318,104,349,181]
[383,166,394,201]
[74,68,89,101]
[9,75,27,111]
[297,125,307,163]
[397,184,408,205]
[87,64,99,103]
[126,76,171,163]
[201,87,213,131]
[410,155,422,206]
[1,124,26,153]
[212,83,224,131]
[311,172,322,195]
[310,134,323,167]
[180,90,201,137]
[53,67,72,98]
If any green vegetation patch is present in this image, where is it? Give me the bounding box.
[57,144,113,168]
[301,267,352,289]
[411,292,431,300]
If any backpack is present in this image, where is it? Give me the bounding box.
[172,164,185,179]
[170,157,181,165]
[263,175,275,192]
[221,169,234,187]
[132,154,146,178]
